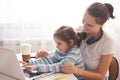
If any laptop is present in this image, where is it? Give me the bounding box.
[0,47,54,80]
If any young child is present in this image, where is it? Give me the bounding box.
[21,26,84,80]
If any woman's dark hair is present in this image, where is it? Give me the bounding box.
[87,2,115,25]
[54,26,81,47]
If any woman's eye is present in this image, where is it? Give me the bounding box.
[87,24,93,27]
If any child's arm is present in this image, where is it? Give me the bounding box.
[29,50,59,65]
[37,51,84,73]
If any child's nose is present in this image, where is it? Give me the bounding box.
[56,45,58,48]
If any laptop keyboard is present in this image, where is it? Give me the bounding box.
[22,68,41,78]
[22,68,54,79]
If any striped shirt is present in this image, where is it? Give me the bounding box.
[29,47,84,79]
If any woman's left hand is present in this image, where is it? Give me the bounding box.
[60,63,78,74]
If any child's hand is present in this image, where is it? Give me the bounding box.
[19,61,37,71]
[19,61,29,67]
[25,65,38,70]
[36,49,48,58]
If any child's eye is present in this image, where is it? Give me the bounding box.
[58,43,61,45]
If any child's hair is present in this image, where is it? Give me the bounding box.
[54,26,75,46]
[54,26,81,47]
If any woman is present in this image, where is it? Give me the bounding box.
[36,2,115,80]
[60,2,115,80]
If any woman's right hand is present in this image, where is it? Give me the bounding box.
[60,63,78,74]
[35,49,48,58]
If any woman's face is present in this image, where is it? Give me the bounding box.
[54,37,71,54]
[82,11,102,34]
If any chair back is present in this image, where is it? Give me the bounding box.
[109,57,119,80]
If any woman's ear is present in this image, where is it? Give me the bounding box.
[69,40,74,46]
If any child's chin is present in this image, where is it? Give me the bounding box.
[59,50,65,54]
[59,51,64,54]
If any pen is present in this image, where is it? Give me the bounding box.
[54,75,68,80]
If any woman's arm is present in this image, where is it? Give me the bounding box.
[61,54,112,80]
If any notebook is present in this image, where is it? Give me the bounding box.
[0,47,54,80]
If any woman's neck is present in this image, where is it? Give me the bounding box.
[87,29,102,39]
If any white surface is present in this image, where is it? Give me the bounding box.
[38,73,77,80]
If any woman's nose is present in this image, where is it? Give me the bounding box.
[82,24,86,30]
[83,23,86,27]
[83,23,88,30]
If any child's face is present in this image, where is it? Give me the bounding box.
[54,37,71,54]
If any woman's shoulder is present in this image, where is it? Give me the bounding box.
[100,31,115,48]
[102,31,114,43]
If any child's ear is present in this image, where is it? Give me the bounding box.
[69,40,74,46]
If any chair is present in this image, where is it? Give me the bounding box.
[109,57,119,80]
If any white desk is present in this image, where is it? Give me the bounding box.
[16,53,78,80]
[36,73,77,80]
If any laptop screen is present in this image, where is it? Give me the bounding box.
[0,48,26,80]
